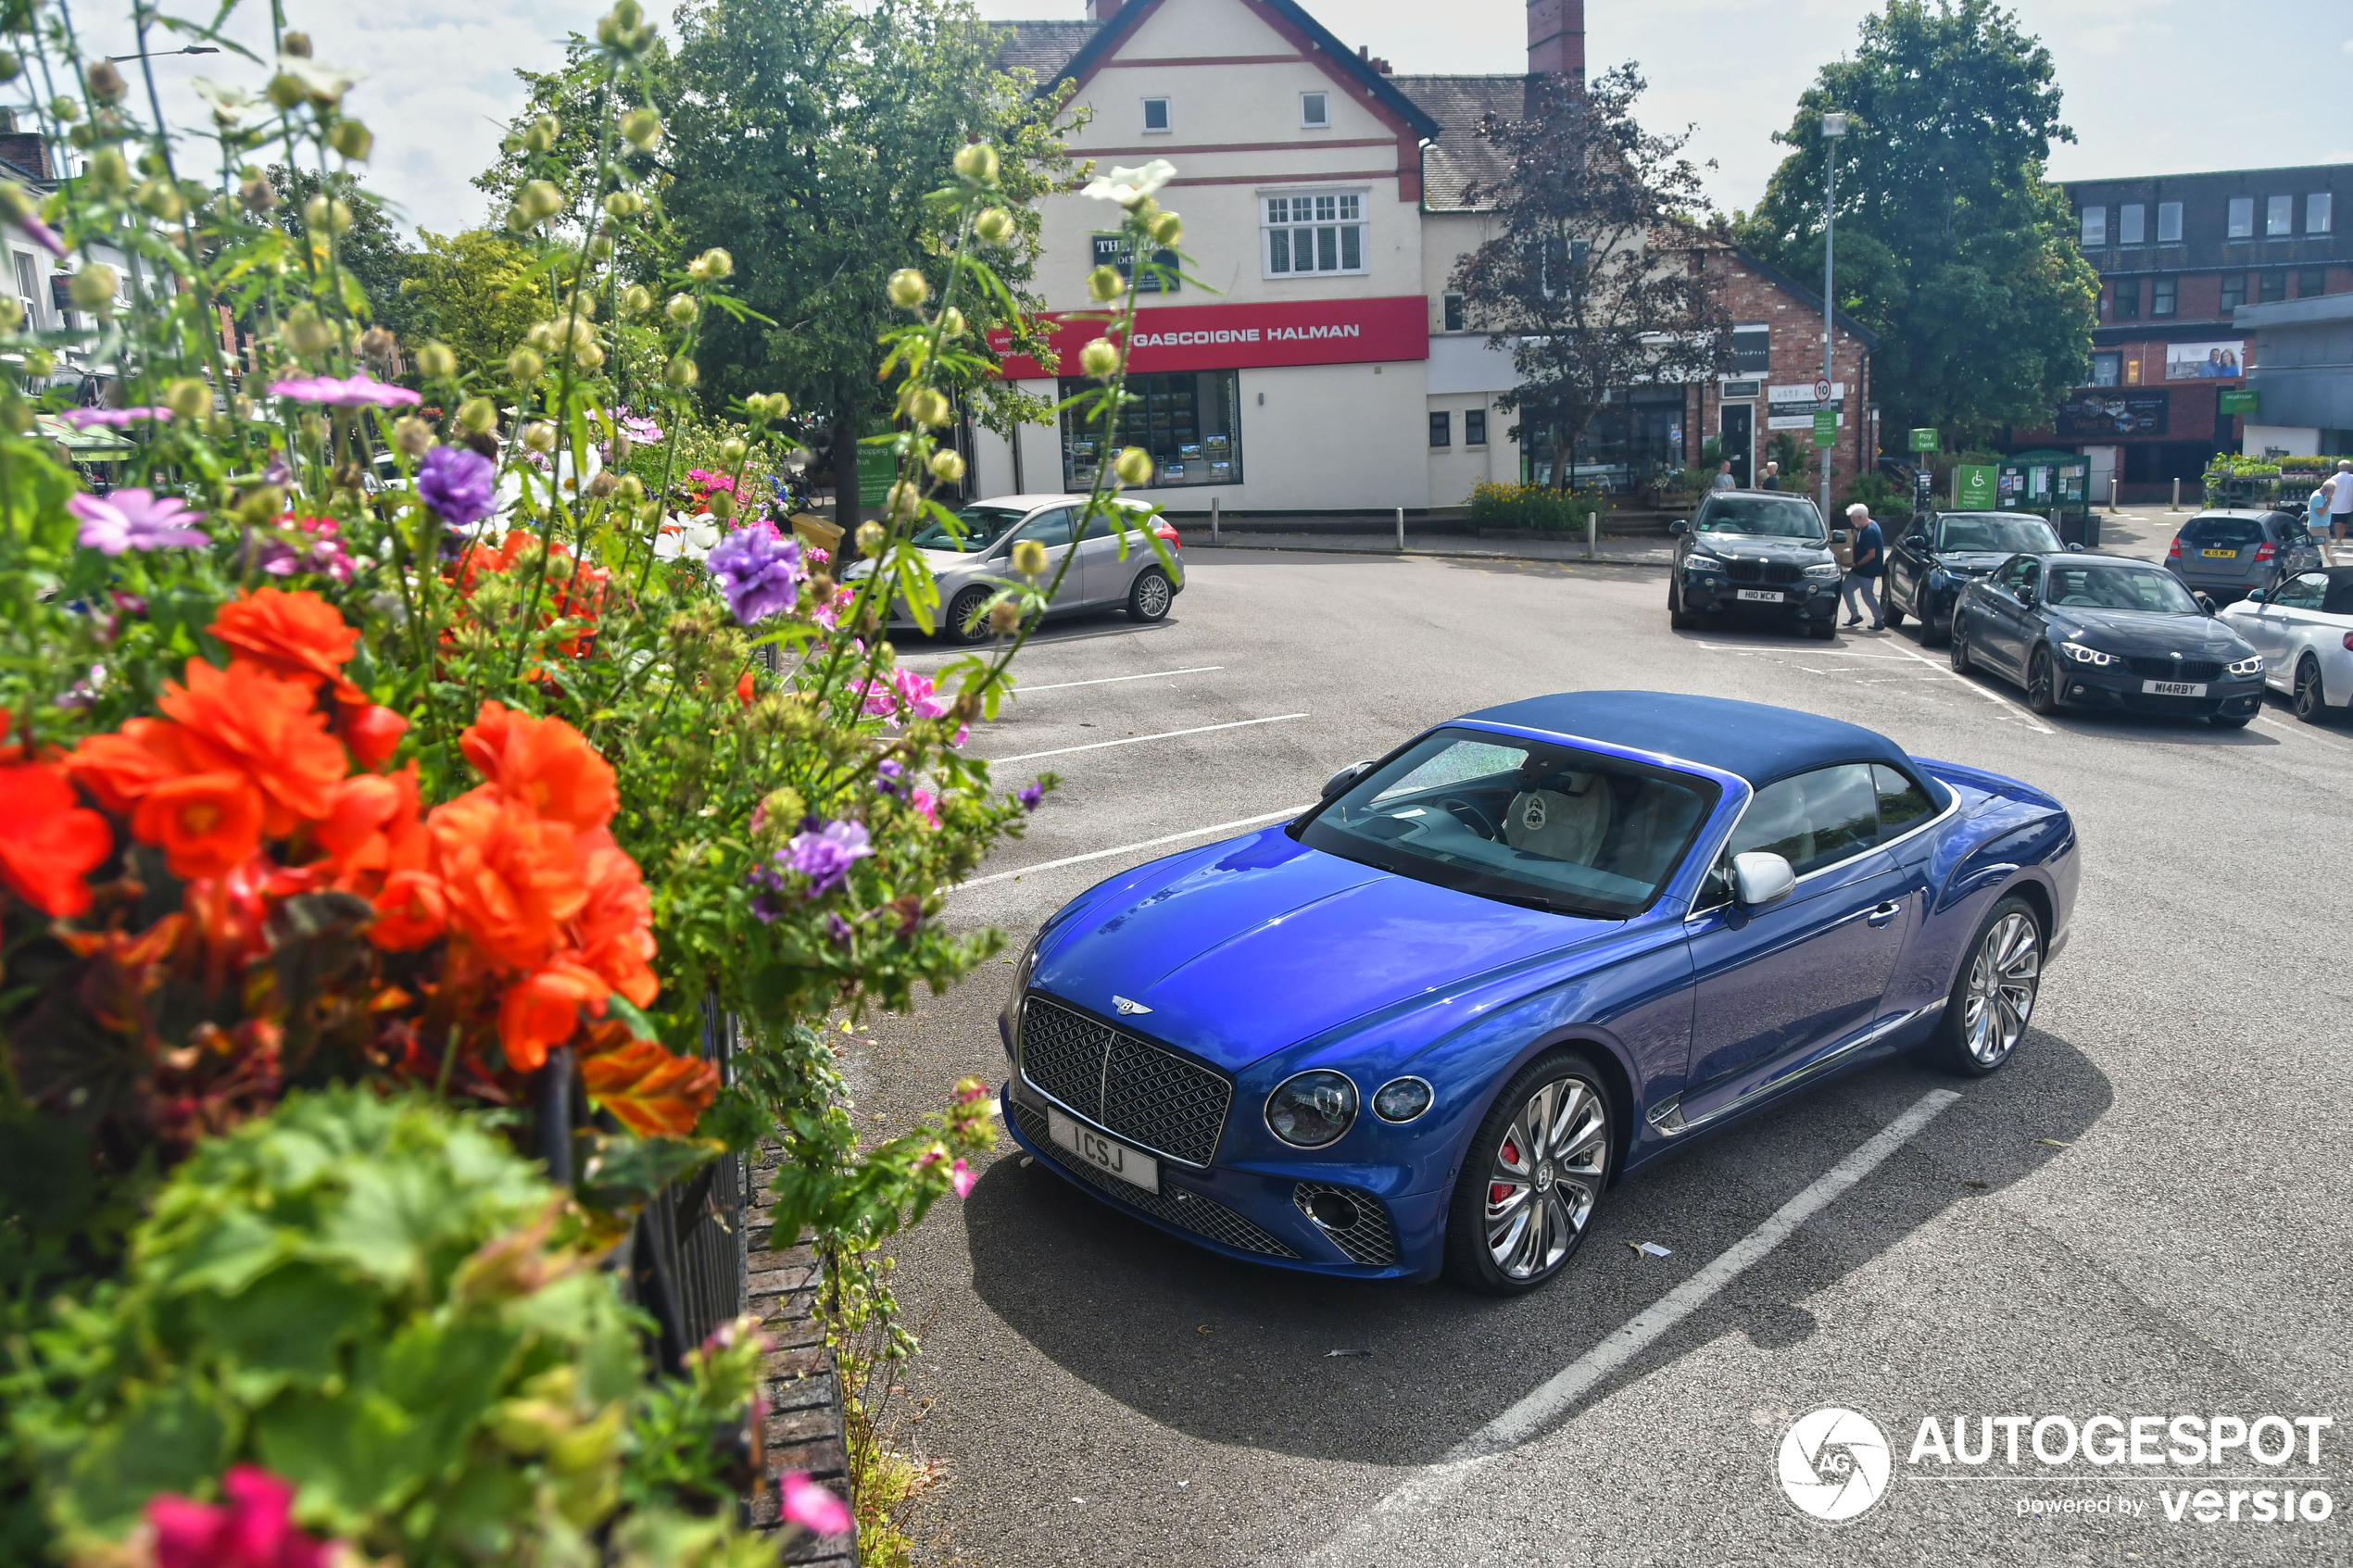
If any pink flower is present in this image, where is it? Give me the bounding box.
[146,1465,333,1568]
[950,1158,976,1198]
[951,723,970,748]
[61,406,170,429]
[70,488,209,553]
[268,373,422,408]
[892,666,951,721]
[910,787,940,829]
[781,1474,853,1537]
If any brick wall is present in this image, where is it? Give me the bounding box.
[745,1143,857,1566]
[1692,252,1874,502]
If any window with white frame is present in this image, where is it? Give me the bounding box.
[1300,92,1328,128]
[2227,196,2253,238]
[2266,194,2293,236]
[2158,201,2183,242]
[1142,97,1170,133]
[2118,203,2145,245]
[1263,190,1365,276]
[11,250,40,327]
[2079,206,2105,247]
[2310,193,2334,234]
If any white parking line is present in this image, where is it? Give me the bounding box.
[952,805,1315,891]
[2254,713,2353,751]
[1013,665,1223,694]
[988,713,1308,764]
[1881,637,2054,734]
[1307,1085,1964,1565]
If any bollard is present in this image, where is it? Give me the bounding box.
[2171,477,2181,511]
[1211,495,1220,545]
[2110,473,2120,513]
[1587,510,1597,561]
[1396,506,1404,552]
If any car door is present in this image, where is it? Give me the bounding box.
[2258,571,2330,688]
[1976,556,2041,677]
[986,507,1076,608]
[1886,518,1931,616]
[1680,765,1916,1116]
[1076,506,1144,606]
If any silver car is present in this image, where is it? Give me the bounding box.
[2164,509,2322,605]
[2222,566,2353,724]
[850,493,1185,644]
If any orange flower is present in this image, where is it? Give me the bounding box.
[67,719,200,814]
[428,785,588,970]
[312,766,425,886]
[736,670,757,708]
[132,771,265,882]
[459,702,617,833]
[338,701,409,771]
[161,659,348,834]
[497,957,610,1072]
[370,867,447,950]
[209,588,363,699]
[0,760,113,916]
[572,831,658,1008]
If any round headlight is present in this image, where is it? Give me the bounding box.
[1372,1076,1434,1123]
[1265,1071,1358,1148]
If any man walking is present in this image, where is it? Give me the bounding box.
[1841,501,1884,632]
[1760,460,1780,491]
[2331,460,2353,558]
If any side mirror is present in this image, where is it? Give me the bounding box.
[1831,528,1851,545]
[2064,542,2084,552]
[1732,852,1796,910]
[2196,592,2217,616]
[1321,760,1374,799]
[2017,583,2038,608]
[2245,588,2268,604]
[1668,519,1691,536]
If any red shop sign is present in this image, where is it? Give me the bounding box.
[990,295,1429,380]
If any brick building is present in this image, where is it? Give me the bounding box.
[1682,245,1878,498]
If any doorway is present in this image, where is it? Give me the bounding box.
[1719,403,1755,486]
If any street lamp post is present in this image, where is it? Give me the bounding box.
[1820,110,1846,523]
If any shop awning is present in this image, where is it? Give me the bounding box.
[34,415,136,456]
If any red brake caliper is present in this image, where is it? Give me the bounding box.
[1491,1138,1519,1206]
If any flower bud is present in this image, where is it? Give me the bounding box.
[953,143,1000,182]
[615,474,646,505]
[0,50,21,84]
[886,482,922,521]
[1011,538,1048,577]
[232,395,256,421]
[719,437,748,466]
[906,387,950,427]
[664,355,698,388]
[50,96,81,124]
[162,378,210,420]
[585,470,619,498]
[887,269,929,308]
[0,296,20,332]
[20,347,53,376]
[522,420,558,453]
[85,60,127,103]
[527,320,560,354]
[240,169,277,212]
[359,324,397,360]
[988,598,1022,634]
[518,180,564,222]
[134,178,185,221]
[664,293,698,325]
[709,488,736,519]
[621,109,661,149]
[1114,446,1153,485]
[938,306,967,338]
[602,189,641,220]
[1148,209,1183,246]
[282,303,336,357]
[330,119,373,161]
[621,283,653,317]
[418,340,457,379]
[282,31,313,56]
[394,415,435,457]
[266,73,305,110]
[573,338,606,370]
[975,207,1014,245]
[1078,339,1122,379]
[508,345,545,383]
[588,232,613,260]
[857,519,888,554]
[692,247,733,281]
[459,396,498,434]
[305,193,353,236]
[523,115,560,154]
[68,264,118,314]
[238,483,288,522]
[1086,265,1124,303]
[929,448,965,483]
[90,147,131,194]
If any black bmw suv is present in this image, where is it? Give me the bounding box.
[1667,490,1843,638]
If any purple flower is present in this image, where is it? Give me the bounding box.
[1018,783,1045,811]
[876,759,904,796]
[262,451,293,488]
[707,521,804,625]
[268,372,422,408]
[785,819,873,897]
[70,489,209,554]
[19,210,63,258]
[60,406,170,429]
[417,445,497,525]
[825,913,854,947]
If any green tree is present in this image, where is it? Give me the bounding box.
[1737,0,2098,445]
[267,165,417,338]
[396,229,553,381]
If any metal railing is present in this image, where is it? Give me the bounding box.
[623,996,749,1370]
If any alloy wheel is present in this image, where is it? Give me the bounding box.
[2296,659,2326,724]
[1483,1075,1608,1281]
[1134,571,1172,619]
[1961,911,2040,1067]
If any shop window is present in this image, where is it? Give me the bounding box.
[1092,232,1179,295]
[1300,92,1328,129]
[2158,202,2183,243]
[2266,194,2294,237]
[1466,408,1487,446]
[1263,191,1366,276]
[2226,197,2253,239]
[1730,323,1770,374]
[2309,193,2333,234]
[2091,352,2121,388]
[2298,267,2329,297]
[2079,206,2105,247]
[2259,271,2286,304]
[2110,280,2139,320]
[10,250,40,328]
[2118,204,2145,245]
[1428,411,1451,448]
[2221,275,2246,311]
[1442,292,1465,332]
[2152,278,2177,317]
[1058,370,1240,490]
[1142,97,1170,133]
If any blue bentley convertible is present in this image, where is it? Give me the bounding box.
[999,693,2077,1294]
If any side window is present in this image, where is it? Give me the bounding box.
[1015,508,1074,549]
[1729,765,1878,878]
[2274,571,2327,610]
[1996,557,2038,594]
[1873,764,1937,836]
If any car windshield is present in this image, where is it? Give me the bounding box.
[2043,563,2203,614]
[1696,495,1825,541]
[1300,729,1718,919]
[1936,514,2060,554]
[911,504,1028,553]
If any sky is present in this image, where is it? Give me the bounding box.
[49,0,2353,239]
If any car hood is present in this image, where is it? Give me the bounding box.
[2047,608,2255,657]
[1691,533,1832,562]
[1031,829,1621,1073]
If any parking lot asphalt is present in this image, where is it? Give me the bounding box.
[831,546,2353,1567]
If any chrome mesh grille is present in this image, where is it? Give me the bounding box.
[1293,1180,1400,1268]
[1019,995,1231,1166]
[1009,1098,1296,1259]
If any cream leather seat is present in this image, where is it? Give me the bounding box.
[1504,774,1615,866]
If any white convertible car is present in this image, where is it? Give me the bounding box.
[2223,567,2353,724]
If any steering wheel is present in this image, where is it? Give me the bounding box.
[1438,797,1497,840]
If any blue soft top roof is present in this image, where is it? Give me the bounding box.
[1461,691,1909,787]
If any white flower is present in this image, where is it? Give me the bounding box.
[191,78,261,126]
[275,56,364,105]
[1082,159,1176,209]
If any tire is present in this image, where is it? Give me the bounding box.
[1126,566,1174,622]
[1950,615,1973,673]
[2210,710,2253,730]
[945,585,992,646]
[1443,1050,1614,1296]
[1668,574,1697,631]
[2025,646,2061,715]
[2295,656,2331,725]
[1884,600,1906,630]
[1924,896,2043,1076]
[1807,615,1837,641]
[1917,601,1949,648]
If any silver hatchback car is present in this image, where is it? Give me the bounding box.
[2165,509,2322,605]
[852,493,1185,644]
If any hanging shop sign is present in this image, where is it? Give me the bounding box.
[2055,390,2169,439]
[990,295,1431,380]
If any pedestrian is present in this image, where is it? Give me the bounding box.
[2307,483,2331,551]
[1841,501,1884,632]
[2332,461,2353,555]
[1760,461,1780,491]
[1713,460,1735,491]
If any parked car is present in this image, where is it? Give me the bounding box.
[2163,509,2322,606]
[1951,552,2266,725]
[1667,491,1843,638]
[1883,510,2064,646]
[999,692,2077,1293]
[2223,567,2353,725]
[848,493,1183,644]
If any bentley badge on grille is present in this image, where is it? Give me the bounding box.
[1113,995,1152,1015]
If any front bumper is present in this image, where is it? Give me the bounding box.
[2053,662,2265,718]
[1680,571,1841,622]
[1001,1078,1443,1281]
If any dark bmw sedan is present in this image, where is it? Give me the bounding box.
[1952,552,2266,726]
[1883,510,2064,646]
[1667,491,1843,638]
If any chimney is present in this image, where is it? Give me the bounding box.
[1086,0,1125,19]
[1527,0,1584,81]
